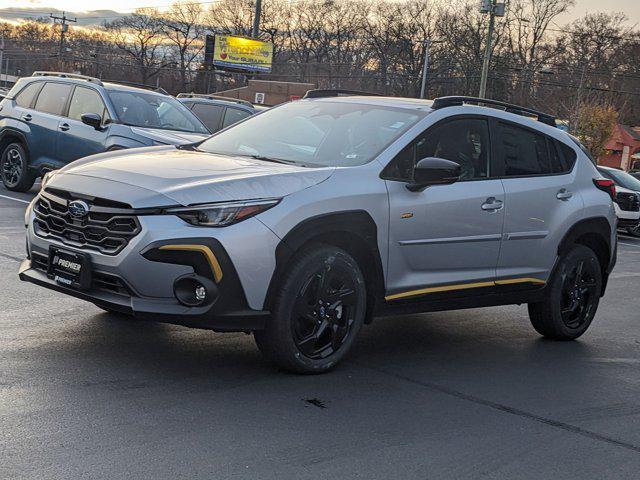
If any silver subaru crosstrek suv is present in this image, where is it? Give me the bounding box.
[20,93,617,373]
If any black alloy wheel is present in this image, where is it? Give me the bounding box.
[1,143,35,192]
[292,261,359,359]
[559,256,599,330]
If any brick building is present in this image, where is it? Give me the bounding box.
[599,124,640,171]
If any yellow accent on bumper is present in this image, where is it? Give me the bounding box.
[385,277,546,301]
[158,244,223,283]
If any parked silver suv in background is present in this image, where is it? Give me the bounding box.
[19,93,617,373]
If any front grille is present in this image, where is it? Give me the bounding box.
[30,252,132,297]
[33,190,141,255]
[617,192,640,212]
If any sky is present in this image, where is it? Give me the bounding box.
[0,0,638,25]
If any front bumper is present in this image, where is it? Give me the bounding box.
[21,212,279,331]
[617,218,640,229]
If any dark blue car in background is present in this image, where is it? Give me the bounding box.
[0,72,210,191]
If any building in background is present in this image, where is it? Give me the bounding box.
[214,80,315,106]
[600,124,640,171]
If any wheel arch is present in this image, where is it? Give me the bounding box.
[0,128,30,158]
[264,210,385,323]
[557,216,613,296]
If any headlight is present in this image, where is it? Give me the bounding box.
[41,171,56,189]
[165,199,280,227]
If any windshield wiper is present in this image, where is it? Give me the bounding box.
[240,154,298,165]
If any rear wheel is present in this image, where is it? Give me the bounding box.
[0,143,35,192]
[255,245,366,374]
[528,244,601,340]
[626,224,640,237]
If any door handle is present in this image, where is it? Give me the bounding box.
[59,123,70,132]
[22,114,32,122]
[481,197,503,212]
[556,189,573,200]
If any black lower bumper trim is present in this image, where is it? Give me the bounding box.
[19,260,269,332]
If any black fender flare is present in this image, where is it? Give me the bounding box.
[556,216,614,295]
[263,210,385,321]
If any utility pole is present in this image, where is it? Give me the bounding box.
[252,0,262,38]
[0,33,4,88]
[419,39,430,99]
[478,0,505,98]
[50,12,76,69]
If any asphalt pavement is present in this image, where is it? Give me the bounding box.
[1,185,640,479]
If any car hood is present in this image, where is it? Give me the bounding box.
[53,146,334,207]
[130,127,210,145]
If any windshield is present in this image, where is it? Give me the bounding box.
[107,90,209,134]
[600,168,640,191]
[197,100,424,167]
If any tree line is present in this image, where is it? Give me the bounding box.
[0,0,638,145]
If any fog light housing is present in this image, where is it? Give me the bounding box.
[173,274,218,307]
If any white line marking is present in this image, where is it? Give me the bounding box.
[0,193,30,204]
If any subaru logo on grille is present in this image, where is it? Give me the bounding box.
[68,200,89,218]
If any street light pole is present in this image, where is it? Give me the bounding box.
[478,0,505,99]
[419,39,430,99]
[252,0,262,38]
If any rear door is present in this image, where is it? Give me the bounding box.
[29,82,74,169]
[57,85,111,161]
[493,119,581,283]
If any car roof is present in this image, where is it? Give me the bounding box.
[179,97,256,110]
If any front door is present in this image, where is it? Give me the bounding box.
[384,116,505,301]
[56,85,111,162]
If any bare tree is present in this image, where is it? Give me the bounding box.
[104,9,167,85]
[160,1,207,91]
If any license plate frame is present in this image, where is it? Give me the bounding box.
[48,246,91,290]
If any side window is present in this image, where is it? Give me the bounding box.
[15,82,42,108]
[558,141,578,170]
[34,82,73,116]
[222,107,251,129]
[497,122,559,176]
[382,117,491,182]
[192,103,224,132]
[68,87,107,122]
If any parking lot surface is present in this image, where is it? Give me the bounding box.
[2,185,640,479]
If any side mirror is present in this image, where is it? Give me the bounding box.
[81,113,103,130]
[407,157,461,192]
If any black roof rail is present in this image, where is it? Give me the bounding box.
[32,71,103,85]
[432,96,557,127]
[303,89,382,99]
[102,79,169,96]
[176,93,254,107]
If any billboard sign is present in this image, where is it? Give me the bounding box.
[213,35,273,73]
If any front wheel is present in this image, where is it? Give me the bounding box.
[255,245,367,374]
[1,143,35,192]
[528,244,602,340]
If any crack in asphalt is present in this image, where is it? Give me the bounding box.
[0,252,22,262]
[362,364,640,454]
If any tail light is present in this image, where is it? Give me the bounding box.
[593,179,616,201]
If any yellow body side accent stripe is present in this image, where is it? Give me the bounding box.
[158,244,223,283]
[385,277,546,301]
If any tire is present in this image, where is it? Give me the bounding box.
[254,245,367,374]
[0,143,36,192]
[626,225,640,237]
[528,244,602,340]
